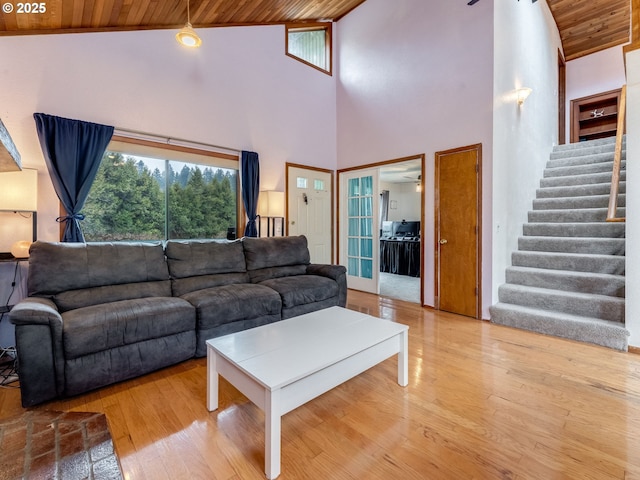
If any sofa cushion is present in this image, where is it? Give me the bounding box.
[62,297,195,359]
[243,236,310,283]
[55,281,171,313]
[259,275,339,308]
[181,283,281,329]
[29,241,169,297]
[166,240,250,296]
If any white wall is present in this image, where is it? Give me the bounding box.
[492,1,563,304]
[565,45,627,142]
[625,48,640,348]
[380,182,421,223]
[0,26,337,243]
[336,0,494,313]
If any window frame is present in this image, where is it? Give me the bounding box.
[68,135,244,242]
[285,22,333,76]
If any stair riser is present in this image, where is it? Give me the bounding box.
[523,223,625,238]
[540,171,625,188]
[532,195,626,210]
[505,268,625,297]
[536,182,626,198]
[528,209,625,223]
[497,285,625,322]
[552,137,620,156]
[544,161,625,179]
[511,252,625,275]
[547,151,623,168]
[518,237,625,255]
[490,305,628,350]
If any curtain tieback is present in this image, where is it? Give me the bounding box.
[56,213,85,223]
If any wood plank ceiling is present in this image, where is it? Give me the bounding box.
[0,0,366,34]
[0,0,631,62]
[547,0,630,61]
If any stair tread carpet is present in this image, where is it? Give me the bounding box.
[511,251,625,275]
[523,222,625,238]
[536,182,625,198]
[547,151,624,168]
[491,136,627,351]
[497,284,624,323]
[490,303,629,351]
[505,266,625,297]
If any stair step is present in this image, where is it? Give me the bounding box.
[496,284,625,322]
[528,208,626,223]
[505,266,625,297]
[518,236,625,255]
[546,151,623,168]
[551,136,621,155]
[523,222,625,238]
[532,194,625,210]
[536,182,626,198]
[540,171,625,188]
[489,303,629,351]
[512,251,625,275]
[544,161,625,178]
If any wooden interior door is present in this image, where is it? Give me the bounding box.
[435,144,481,318]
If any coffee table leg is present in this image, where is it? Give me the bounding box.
[398,330,408,387]
[207,348,219,412]
[264,388,281,479]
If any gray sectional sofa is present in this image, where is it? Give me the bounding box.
[9,235,347,407]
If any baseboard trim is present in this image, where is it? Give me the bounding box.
[629,346,640,355]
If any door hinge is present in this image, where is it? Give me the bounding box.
[475,164,479,173]
[474,287,479,296]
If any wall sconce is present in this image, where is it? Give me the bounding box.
[257,190,285,237]
[415,174,422,192]
[0,168,38,258]
[516,87,533,106]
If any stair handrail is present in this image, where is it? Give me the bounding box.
[607,84,626,222]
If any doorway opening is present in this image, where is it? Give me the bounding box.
[338,155,425,305]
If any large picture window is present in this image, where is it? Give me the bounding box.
[83,138,239,242]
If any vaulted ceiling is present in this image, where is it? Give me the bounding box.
[547,0,630,61]
[0,0,631,61]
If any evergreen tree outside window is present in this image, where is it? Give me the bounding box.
[286,23,332,75]
[83,144,238,242]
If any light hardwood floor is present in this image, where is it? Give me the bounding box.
[1,290,640,479]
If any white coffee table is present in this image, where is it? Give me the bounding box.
[206,305,409,479]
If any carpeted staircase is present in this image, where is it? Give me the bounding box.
[490,136,629,350]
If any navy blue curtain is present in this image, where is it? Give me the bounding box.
[241,151,260,237]
[34,113,114,242]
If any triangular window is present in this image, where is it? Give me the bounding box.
[286,23,332,75]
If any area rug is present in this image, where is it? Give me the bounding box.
[0,410,123,480]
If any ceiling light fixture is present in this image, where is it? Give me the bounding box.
[176,0,201,48]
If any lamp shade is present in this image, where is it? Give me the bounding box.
[0,168,37,211]
[258,191,285,217]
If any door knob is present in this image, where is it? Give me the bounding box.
[439,239,448,245]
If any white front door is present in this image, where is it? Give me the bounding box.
[339,169,379,294]
[287,165,333,264]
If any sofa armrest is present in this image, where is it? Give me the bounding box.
[9,297,62,325]
[306,264,347,307]
[8,298,65,406]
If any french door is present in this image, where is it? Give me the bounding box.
[339,169,379,294]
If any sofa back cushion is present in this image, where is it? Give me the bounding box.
[28,241,171,312]
[165,240,249,296]
[243,236,310,283]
